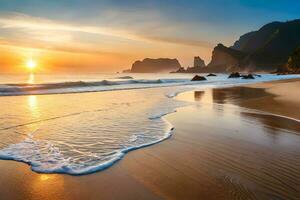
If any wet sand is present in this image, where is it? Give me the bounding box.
[0,79,300,200]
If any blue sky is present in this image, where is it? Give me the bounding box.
[0,0,299,72]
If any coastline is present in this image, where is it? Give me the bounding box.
[0,78,300,200]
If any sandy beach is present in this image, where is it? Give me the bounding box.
[1,1,299,199]
[0,78,299,200]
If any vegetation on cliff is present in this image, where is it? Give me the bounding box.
[277,47,300,74]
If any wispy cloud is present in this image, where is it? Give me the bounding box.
[0,12,141,40]
[0,38,131,58]
[146,35,213,48]
[0,12,213,48]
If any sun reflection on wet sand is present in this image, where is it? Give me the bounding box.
[29,174,66,200]
[40,174,51,181]
[27,95,41,132]
[28,96,37,109]
[27,95,40,118]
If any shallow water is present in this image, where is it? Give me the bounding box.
[0,73,299,175]
[174,87,300,199]
[0,87,189,174]
[0,73,299,96]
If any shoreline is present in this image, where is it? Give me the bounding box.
[0,78,300,199]
[1,77,298,176]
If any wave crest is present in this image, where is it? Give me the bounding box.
[0,78,189,96]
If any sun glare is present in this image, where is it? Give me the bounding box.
[26,59,37,70]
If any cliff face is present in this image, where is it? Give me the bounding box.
[184,56,206,72]
[231,22,283,53]
[206,44,246,72]
[194,56,205,68]
[237,20,300,70]
[130,20,300,73]
[277,46,300,74]
[206,19,300,72]
[231,31,257,52]
[171,56,206,73]
[130,58,181,73]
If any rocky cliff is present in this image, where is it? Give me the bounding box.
[171,56,206,73]
[277,46,300,74]
[205,19,300,72]
[194,56,206,68]
[205,44,246,72]
[130,58,181,73]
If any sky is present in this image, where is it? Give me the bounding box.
[0,0,299,73]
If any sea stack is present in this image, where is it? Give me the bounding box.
[194,56,206,68]
[130,58,181,73]
[206,44,246,72]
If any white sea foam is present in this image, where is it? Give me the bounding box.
[0,118,174,175]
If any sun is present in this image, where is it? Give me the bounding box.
[26,59,37,70]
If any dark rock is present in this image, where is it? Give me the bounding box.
[191,75,207,81]
[228,72,241,78]
[231,19,300,71]
[275,46,300,74]
[242,74,255,79]
[122,69,131,73]
[171,67,186,73]
[207,73,217,77]
[131,58,181,73]
[194,56,206,68]
[201,19,300,73]
[206,44,246,73]
[173,56,206,73]
[117,76,133,79]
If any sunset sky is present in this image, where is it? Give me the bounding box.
[0,0,299,73]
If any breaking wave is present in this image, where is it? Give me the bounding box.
[0,78,190,96]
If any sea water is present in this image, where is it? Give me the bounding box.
[0,73,298,175]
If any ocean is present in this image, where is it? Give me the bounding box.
[0,73,299,175]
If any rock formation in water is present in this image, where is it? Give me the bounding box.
[205,44,246,72]
[228,72,241,78]
[207,73,217,77]
[171,56,206,73]
[228,72,256,79]
[194,56,206,68]
[241,74,255,79]
[122,69,131,73]
[191,75,207,81]
[117,76,133,79]
[130,58,181,73]
[184,56,206,72]
[171,67,186,73]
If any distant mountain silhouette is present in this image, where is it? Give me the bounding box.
[196,19,300,72]
[130,58,181,73]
